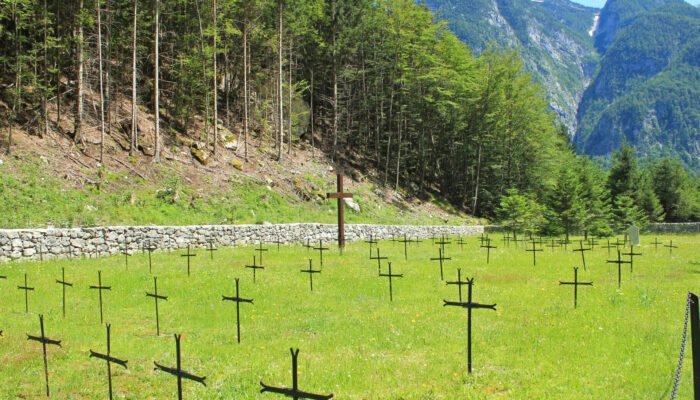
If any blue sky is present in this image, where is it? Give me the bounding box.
[569,0,700,8]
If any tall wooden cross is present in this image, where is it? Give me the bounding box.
[430,248,451,280]
[18,273,34,313]
[607,250,631,288]
[622,245,642,273]
[573,240,591,270]
[379,262,403,301]
[300,259,322,292]
[443,278,496,374]
[526,241,543,266]
[55,268,73,318]
[90,271,111,324]
[246,256,264,283]
[181,245,197,276]
[260,348,333,400]
[89,323,128,400]
[326,173,353,249]
[154,334,207,400]
[222,278,253,343]
[26,314,61,397]
[559,267,592,308]
[146,277,168,336]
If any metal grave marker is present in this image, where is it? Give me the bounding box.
[573,241,591,270]
[245,256,264,283]
[370,248,388,276]
[273,234,284,252]
[26,314,61,396]
[146,277,168,336]
[260,348,333,399]
[55,268,73,318]
[326,173,354,249]
[443,277,496,373]
[559,267,592,308]
[378,262,403,301]
[144,241,157,273]
[526,241,543,266]
[313,240,329,267]
[89,271,111,324]
[222,278,253,343]
[622,245,642,273]
[650,237,663,251]
[665,240,678,256]
[430,248,451,280]
[364,234,378,258]
[446,268,469,302]
[181,245,197,276]
[480,239,497,264]
[89,323,128,400]
[398,234,414,261]
[607,250,631,288]
[601,239,615,257]
[18,273,34,313]
[206,238,218,260]
[300,259,322,292]
[255,241,269,265]
[154,334,207,400]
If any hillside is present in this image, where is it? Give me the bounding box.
[576,3,700,168]
[424,0,599,133]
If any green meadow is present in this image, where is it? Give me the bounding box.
[0,234,698,399]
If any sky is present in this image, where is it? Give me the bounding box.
[569,0,700,8]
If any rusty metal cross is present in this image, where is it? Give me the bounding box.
[326,174,353,249]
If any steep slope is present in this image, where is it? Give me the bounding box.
[424,0,599,132]
[575,3,700,168]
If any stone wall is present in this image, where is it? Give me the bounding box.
[645,222,700,234]
[0,223,485,262]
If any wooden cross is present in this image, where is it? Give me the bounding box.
[369,248,388,276]
[27,314,62,396]
[154,334,207,400]
[300,259,322,292]
[144,242,157,273]
[326,173,353,249]
[222,278,253,343]
[146,277,168,336]
[260,348,333,400]
[379,262,403,301]
[255,241,269,265]
[601,239,615,257]
[443,277,496,374]
[526,241,543,266]
[622,245,642,273]
[89,323,128,400]
[650,237,663,250]
[398,234,414,261]
[90,271,111,324]
[665,240,678,256]
[607,250,631,288]
[446,268,469,302]
[55,268,73,318]
[245,256,264,283]
[18,273,34,313]
[364,234,378,258]
[430,248,451,280]
[206,239,218,260]
[181,245,197,276]
[480,239,497,264]
[559,267,593,308]
[313,240,329,267]
[572,240,591,270]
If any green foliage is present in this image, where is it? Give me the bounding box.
[612,194,647,232]
[497,188,544,235]
[548,163,586,239]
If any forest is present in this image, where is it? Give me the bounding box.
[0,0,698,228]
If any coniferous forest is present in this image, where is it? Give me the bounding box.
[1,0,698,228]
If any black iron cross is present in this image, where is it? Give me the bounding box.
[146,277,168,336]
[559,267,593,308]
[26,314,61,396]
[326,173,353,249]
[572,240,591,270]
[260,348,333,400]
[55,268,73,318]
[435,235,451,254]
[255,241,269,265]
[313,240,329,267]
[89,323,128,400]
[526,241,543,266]
[622,245,642,273]
[390,233,399,246]
[446,268,469,302]
[650,237,663,250]
[607,250,631,288]
[480,239,496,264]
[370,248,388,276]
[121,245,130,269]
[273,234,284,252]
[245,256,264,283]
[430,248,451,281]
[144,241,157,273]
[398,234,414,261]
[456,236,468,250]
[222,278,254,343]
[443,277,496,374]
[478,233,488,246]
[601,239,615,257]
[300,259,322,292]
[90,271,111,324]
[303,238,313,252]
[665,240,678,256]
[206,239,218,260]
[154,334,207,400]
[378,262,403,301]
[587,238,599,250]
[18,273,34,313]
[547,239,560,251]
[612,238,626,251]
[365,234,378,258]
[181,245,197,276]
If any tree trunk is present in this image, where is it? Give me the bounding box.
[75,0,84,145]
[287,38,292,155]
[131,0,138,155]
[277,0,283,161]
[153,0,161,162]
[310,67,314,160]
[331,2,338,162]
[42,0,48,138]
[212,0,218,154]
[97,0,106,162]
[473,142,482,215]
[194,0,209,143]
[243,4,248,161]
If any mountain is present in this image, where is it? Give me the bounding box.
[576,3,700,168]
[424,0,599,132]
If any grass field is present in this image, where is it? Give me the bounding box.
[0,234,698,399]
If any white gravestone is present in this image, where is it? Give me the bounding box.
[628,223,640,246]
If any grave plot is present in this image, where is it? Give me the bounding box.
[0,234,697,399]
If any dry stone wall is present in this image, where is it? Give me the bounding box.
[0,223,484,262]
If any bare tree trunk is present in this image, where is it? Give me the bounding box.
[287,38,292,155]
[212,0,218,154]
[131,0,138,155]
[310,67,314,160]
[243,4,248,161]
[153,0,161,162]
[277,0,283,161]
[395,108,402,191]
[97,0,106,163]
[8,1,19,155]
[194,0,209,143]
[331,3,338,162]
[106,0,112,156]
[74,0,84,145]
[473,142,482,215]
[42,0,48,138]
